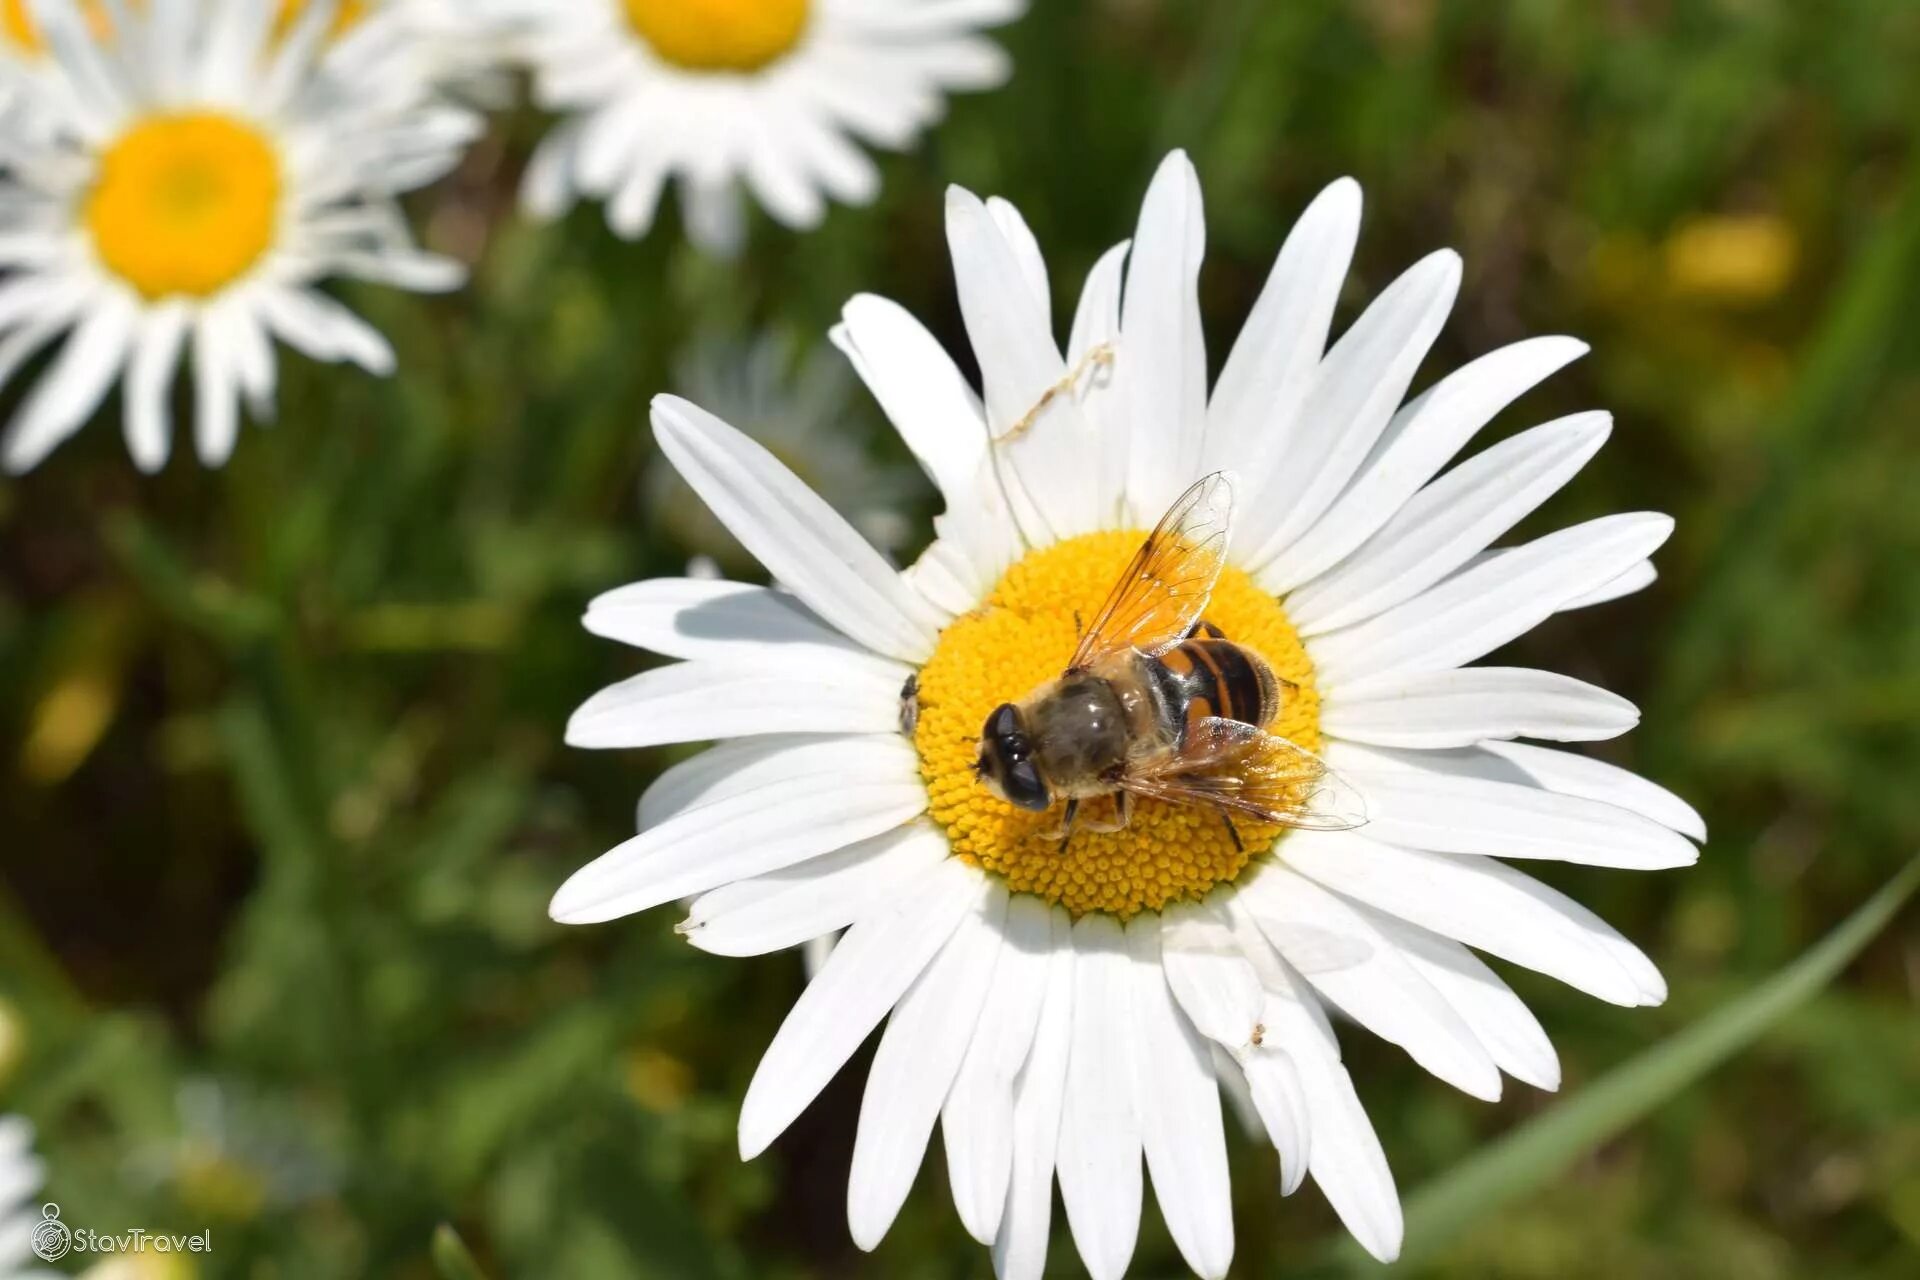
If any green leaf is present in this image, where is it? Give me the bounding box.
[1342,853,1920,1272]
[432,1224,491,1280]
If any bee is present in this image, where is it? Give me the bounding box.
[973,473,1365,847]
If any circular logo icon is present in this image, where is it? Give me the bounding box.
[31,1203,71,1262]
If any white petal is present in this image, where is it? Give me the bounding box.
[3,291,136,472]
[992,909,1075,1280]
[848,881,1007,1250]
[1241,1045,1311,1196]
[583,577,907,679]
[834,292,986,506]
[1237,866,1503,1100]
[1238,251,1461,566]
[944,894,1053,1244]
[739,857,983,1158]
[1308,512,1675,685]
[1264,336,1589,592]
[1279,831,1649,1006]
[566,655,903,748]
[652,395,947,662]
[1127,916,1233,1279]
[1204,178,1360,481]
[1161,901,1266,1055]
[1120,150,1208,524]
[637,734,859,828]
[1056,913,1142,1280]
[122,302,190,473]
[946,185,1099,541]
[548,736,925,924]
[1322,666,1639,749]
[192,308,241,466]
[1296,1042,1402,1263]
[987,196,1051,331]
[1367,912,1561,1091]
[1066,240,1130,521]
[1484,740,1706,842]
[679,819,950,957]
[1560,558,1657,611]
[1288,412,1612,635]
[1333,743,1699,870]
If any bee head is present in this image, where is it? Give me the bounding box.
[976,702,1050,811]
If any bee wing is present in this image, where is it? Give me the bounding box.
[1121,716,1369,832]
[1067,473,1233,670]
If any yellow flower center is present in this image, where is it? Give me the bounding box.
[86,112,283,301]
[916,531,1322,919]
[621,0,810,72]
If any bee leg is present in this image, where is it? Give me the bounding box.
[1216,806,1243,852]
[1053,798,1081,852]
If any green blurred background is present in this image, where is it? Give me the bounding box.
[3,1,1918,1276]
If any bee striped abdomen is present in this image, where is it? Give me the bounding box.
[1158,634,1281,732]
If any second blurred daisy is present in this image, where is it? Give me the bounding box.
[512,0,1027,251]
[0,0,482,472]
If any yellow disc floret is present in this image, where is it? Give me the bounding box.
[916,531,1322,919]
[86,112,283,301]
[622,0,810,73]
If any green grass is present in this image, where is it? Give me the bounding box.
[4,2,1919,1277]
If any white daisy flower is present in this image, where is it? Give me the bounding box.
[0,1116,57,1279]
[511,0,1027,252]
[555,150,1703,1277]
[0,0,483,473]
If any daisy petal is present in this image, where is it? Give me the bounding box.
[1120,150,1207,523]
[848,882,1007,1250]
[1280,832,1649,1006]
[945,894,1053,1244]
[1309,512,1675,685]
[122,302,190,473]
[991,910,1075,1280]
[1239,250,1461,567]
[1161,901,1266,1056]
[987,196,1051,329]
[1289,412,1613,635]
[566,656,902,748]
[583,578,906,677]
[679,819,950,957]
[1057,913,1143,1280]
[1322,666,1639,749]
[1264,336,1589,592]
[1241,1046,1311,1196]
[637,734,861,828]
[652,394,948,662]
[1560,558,1657,611]
[1332,743,1699,870]
[3,290,136,472]
[1367,912,1562,1091]
[1237,865,1503,1100]
[1205,178,1360,482]
[1485,740,1707,842]
[1127,916,1234,1279]
[548,736,925,924]
[1297,1044,1402,1263]
[834,292,986,507]
[1066,240,1130,520]
[737,858,984,1159]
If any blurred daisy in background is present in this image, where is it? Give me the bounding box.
[511,0,1027,251]
[0,0,482,472]
[126,1079,340,1222]
[556,151,1701,1277]
[648,332,921,573]
[0,1115,57,1279]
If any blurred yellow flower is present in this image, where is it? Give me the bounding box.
[21,667,118,785]
[80,1255,199,1280]
[0,999,23,1087]
[1663,214,1797,303]
[623,1046,694,1114]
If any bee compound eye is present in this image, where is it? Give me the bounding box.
[1003,759,1050,811]
[986,702,1021,740]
